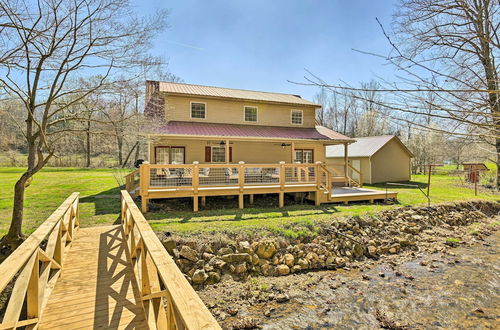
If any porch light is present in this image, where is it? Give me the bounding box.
[281,143,287,149]
[219,140,226,146]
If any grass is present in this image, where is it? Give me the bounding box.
[0,167,121,237]
[0,167,498,238]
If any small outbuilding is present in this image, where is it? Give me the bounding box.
[326,135,413,184]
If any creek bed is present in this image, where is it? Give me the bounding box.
[199,229,500,329]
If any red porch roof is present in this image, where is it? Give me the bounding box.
[152,121,353,142]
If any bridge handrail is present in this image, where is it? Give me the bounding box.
[120,190,221,329]
[0,192,79,329]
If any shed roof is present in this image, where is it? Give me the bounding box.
[326,135,414,158]
[152,81,320,107]
[151,121,353,142]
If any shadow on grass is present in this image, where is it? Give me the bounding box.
[145,194,340,225]
[80,186,122,219]
[369,180,429,190]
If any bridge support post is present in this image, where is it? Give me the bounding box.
[142,198,148,213]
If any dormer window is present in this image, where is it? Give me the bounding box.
[244,106,258,122]
[191,102,206,119]
[291,109,303,125]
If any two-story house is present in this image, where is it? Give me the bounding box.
[143,80,352,165]
[128,81,397,212]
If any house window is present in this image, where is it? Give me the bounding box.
[291,110,303,125]
[244,106,258,122]
[294,149,313,163]
[191,102,206,119]
[155,146,185,164]
[211,146,226,163]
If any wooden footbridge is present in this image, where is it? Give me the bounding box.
[0,191,220,329]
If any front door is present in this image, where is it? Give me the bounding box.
[294,149,314,163]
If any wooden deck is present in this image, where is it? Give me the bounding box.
[38,225,147,330]
[328,187,398,204]
[0,191,220,330]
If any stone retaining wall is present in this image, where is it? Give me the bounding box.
[159,201,500,287]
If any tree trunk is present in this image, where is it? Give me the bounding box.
[85,119,91,167]
[6,172,30,239]
[496,138,500,190]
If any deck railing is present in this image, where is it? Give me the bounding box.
[0,193,79,329]
[142,162,318,191]
[120,190,220,329]
[125,169,140,195]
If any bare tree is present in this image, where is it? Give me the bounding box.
[0,0,168,243]
[302,0,499,188]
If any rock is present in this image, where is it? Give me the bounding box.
[276,264,290,275]
[227,308,238,316]
[238,241,253,254]
[353,244,364,258]
[235,263,247,274]
[163,239,176,255]
[291,265,302,273]
[276,293,289,303]
[217,247,234,255]
[264,308,274,317]
[179,246,198,262]
[297,258,309,269]
[368,245,377,256]
[256,241,277,259]
[251,254,260,265]
[261,263,272,276]
[389,247,397,254]
[362,274,370,281]
[378,272,385,278]
[202,252,214,260]
[221,253,252,263]
[335,257,346,267]
[284,253,295,267]
[206,271,221,284]
[192,269,208,284]
[172,248,179,259]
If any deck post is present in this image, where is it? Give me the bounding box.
[279,161,285,208]
[238,161,245,209]
[315,161,322,206]
[344,143,349,186]
[225,139,230,163]
[249,194,254,205]
[193,161,199,212]
[141,197,148,213]
[193,196,198,212]
[201,196,206,207]
[140,163,150,213]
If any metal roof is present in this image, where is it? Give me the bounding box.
[154,81,321,107]
[152,121,353,142]
[326,135,413,157]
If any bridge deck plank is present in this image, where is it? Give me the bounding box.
[38,225,147,330]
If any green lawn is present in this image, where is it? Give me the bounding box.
[0,167,498,237]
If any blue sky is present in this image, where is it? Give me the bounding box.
[131,0,398,100]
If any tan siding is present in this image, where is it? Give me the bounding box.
[149,138,326,164]
[163,94,317,128]
[370,139,411,183]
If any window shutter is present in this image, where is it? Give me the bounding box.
[205,146,211,162]
[229,147,233,162]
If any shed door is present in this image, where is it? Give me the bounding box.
[351,159,361,181]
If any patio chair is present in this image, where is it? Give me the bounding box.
[199,167,211,178]
[162,168,179,179]
[265,168,280,179]
[225,167,239,180]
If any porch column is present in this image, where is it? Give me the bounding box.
[225,139,230,164]
[291,142,295,163]
[147,139,152,163]
[344,143,348,186]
